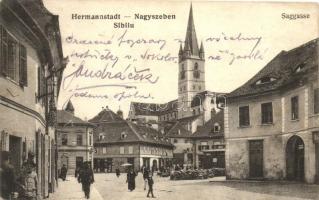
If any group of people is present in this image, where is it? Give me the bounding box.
[0,151,38,200]
[119,166,155,198]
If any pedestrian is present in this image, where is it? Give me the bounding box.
[78,162,94,199]
[60,164,67,181]
[142,167,149,190]
[0,151,17,200]
[22,165,38,200]
[126,167,137,191]
[147,173,155,198]
[115,168,120,178]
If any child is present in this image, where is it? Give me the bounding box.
[23,166,38,200]
[147,174,155,198]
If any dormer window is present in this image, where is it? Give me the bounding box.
[256,76,276,85]
[294,63,306,73]
[98,133,105,140]
[120,131,127,139]
[213,123,221,133]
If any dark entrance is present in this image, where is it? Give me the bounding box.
[286,135,304,181]
[9,135,21,172]
[249,140,263,178]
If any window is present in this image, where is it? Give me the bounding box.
[128,146,133,154]
[120,131,127,139]
[76,134,82,146]
[291,96,299,120]
[261,102,273,124]
[239,106,250,126]
[61,134,68,145]
[102,147,107,154]
[314,88,319,114]
[120,146,125,154]
[193,63,200,78]
[193,85,196,90]
[173,139,178,143]
[214,123,221,132]
[180,65,185,80]
[0,26,27,86]
[199,141,209,151]
[256,76,276,85]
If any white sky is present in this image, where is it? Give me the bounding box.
[43,0,318,120]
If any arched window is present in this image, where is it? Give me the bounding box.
[193,63,200,78]
[181,64,185,80]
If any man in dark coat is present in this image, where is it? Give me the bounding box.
[147,174,155,198]
[142,167,149,190]
[126,167,137,191]
[60,164,67,181]
[78,162,94,199]
[0,151,16,199]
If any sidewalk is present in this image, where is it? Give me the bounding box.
[48,176,103,200]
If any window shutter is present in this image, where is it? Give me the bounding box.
[19,44,27,86]
[37,67,41,96]
[1,26,8,76]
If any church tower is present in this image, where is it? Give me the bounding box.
[178,4,205,118]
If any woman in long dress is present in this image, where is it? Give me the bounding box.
[126,168,137,191]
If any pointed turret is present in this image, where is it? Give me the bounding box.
[184,4,200,57]
[178,43,183,62]
[199,41,205,59]
[117,106,123,119]
[65,100,74,114]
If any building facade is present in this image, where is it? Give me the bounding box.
[0,0,66,198]
[90,107,174,173]
[191,109,225,169]
[57,101,94,175]
[225,39,319,183]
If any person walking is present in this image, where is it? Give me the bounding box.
[115,168,120,178]
[0,151,17,200]
[147,174,155,198]
[78,162,94,199]
[60,164,68,181]
[142,167,149,191]
[126,167,137,191]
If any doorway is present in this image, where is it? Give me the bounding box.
[286,135,304,181]
[249,140,263,178]
[9,135,22,172]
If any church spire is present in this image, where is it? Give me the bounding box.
[184,3,199,57]
[65,100,74,114]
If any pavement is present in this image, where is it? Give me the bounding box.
[48,173,319,200]
[48,176,103,200]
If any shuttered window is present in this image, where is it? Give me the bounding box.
[291,96,299,120]
[0,25,27,86]
[239,106,250,126]
[261,102,273,124]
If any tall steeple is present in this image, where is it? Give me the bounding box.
[184,4,200,57]
[65,100,74,114]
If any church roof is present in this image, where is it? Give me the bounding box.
[184,4,200,56]
[228,38,318,99]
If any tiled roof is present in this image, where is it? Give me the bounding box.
[89,108,124,123]
[91,109,173,147]
[131,99,178,116]
[166,121,192,138]
[57,110,94,126]
[191,110,224,139]
[228,38,319,99]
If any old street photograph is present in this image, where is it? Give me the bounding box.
[0,0,318,199]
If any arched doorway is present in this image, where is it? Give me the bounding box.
[152,160,158,171]
[286,136,305,181]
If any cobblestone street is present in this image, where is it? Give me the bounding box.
[49,174,319,200]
